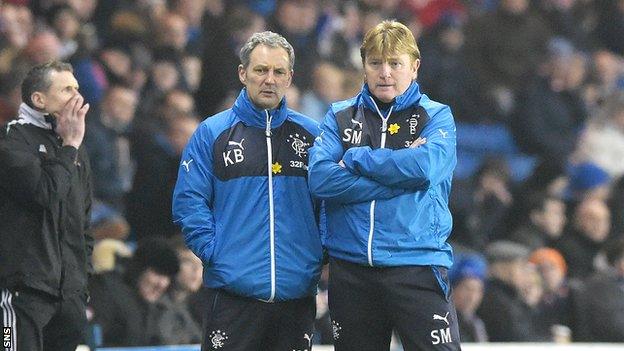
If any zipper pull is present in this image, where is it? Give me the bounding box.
[380,106,393,133]
[265,111,272,137]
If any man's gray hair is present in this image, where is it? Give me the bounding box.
[21,61,73,108]
[239,31,295,70]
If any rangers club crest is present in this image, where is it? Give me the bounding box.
[209,330,229,349]
[287,133,310,158]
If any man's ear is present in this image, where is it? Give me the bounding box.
[31,92,46,110]
[412,59,421,80]
[238,64,246,85]
[286,69,293,87]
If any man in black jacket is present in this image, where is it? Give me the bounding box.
[0,61,92,351]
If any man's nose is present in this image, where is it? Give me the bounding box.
[265,70,277,84]
[380,63,391,77]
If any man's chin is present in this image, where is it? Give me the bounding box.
[374,94,395,103]
[253,98,280,110]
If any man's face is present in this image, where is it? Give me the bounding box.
[239,45,292,110]
[534,199,566,238]
[137,268,171,303]
[103,87,137,128]
[452,277,484,315]
[576,200,611,243]
[34,70,80,117]
[364,52,418,103]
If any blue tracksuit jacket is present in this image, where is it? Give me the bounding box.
[172,89,323,302]
[308,81,457,268]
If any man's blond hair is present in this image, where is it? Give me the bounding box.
[360,20,420,64]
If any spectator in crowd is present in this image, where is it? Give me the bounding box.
[556,198,611,279]
[520,263,545,316]
[89,205,131,241]
[269,0,321,90]
[478,241,547,341]
[96,42,134,87]
[508,193,567,251]
[318,2,365,70]
[418,16,486,123]
[0,61,92,351]
[155,12,189,54]
[21,30,63,65]
[88,238,180,346]
[168,0,207,54]
[158,237,203,345]
[574,91,624,179]
[127,113,198,240]
[45,4,82,60]
[0,67,26,125]
[139,47,186,117]
[461,158,514,251]
[309,20,460,351]
[564,162,611,207]
[0,2,34,70]
[172,31,323,350]
[574,238,624,341]
[196,4,266,116]
[529,248,574,339]
[536,0,590,50]
[449,253,489,342]
[511,38,588,176]
[583,49,624,111]
[300,61,346,122]
[464,0,551,121]
[84,83,138,210]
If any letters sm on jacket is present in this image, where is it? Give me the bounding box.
[172,89,323,302]
[308,81,457,268]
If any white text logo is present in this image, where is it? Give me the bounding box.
[223,138,245,167]
[431,312,452,345]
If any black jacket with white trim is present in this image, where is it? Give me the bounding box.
[0,103,93,299]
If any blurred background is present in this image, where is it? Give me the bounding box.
[2,0,624,348]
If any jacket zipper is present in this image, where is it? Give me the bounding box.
[265,111,276,302]
[367,98,393,267]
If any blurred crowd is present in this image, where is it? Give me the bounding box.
[2,0,624,347]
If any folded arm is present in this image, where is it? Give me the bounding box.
[308,110,405,204]
[342,106,457,190]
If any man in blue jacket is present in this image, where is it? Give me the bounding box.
[308,20,460,350]
[172,31,323,350]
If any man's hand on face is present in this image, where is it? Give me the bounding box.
[55,94,89,149]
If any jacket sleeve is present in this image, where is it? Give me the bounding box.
[341,106,457,190]
[172,125,217,263]
[0,133,80,208]
[308,109,405,204]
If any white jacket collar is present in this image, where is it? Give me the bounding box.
[17,103,53,130]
